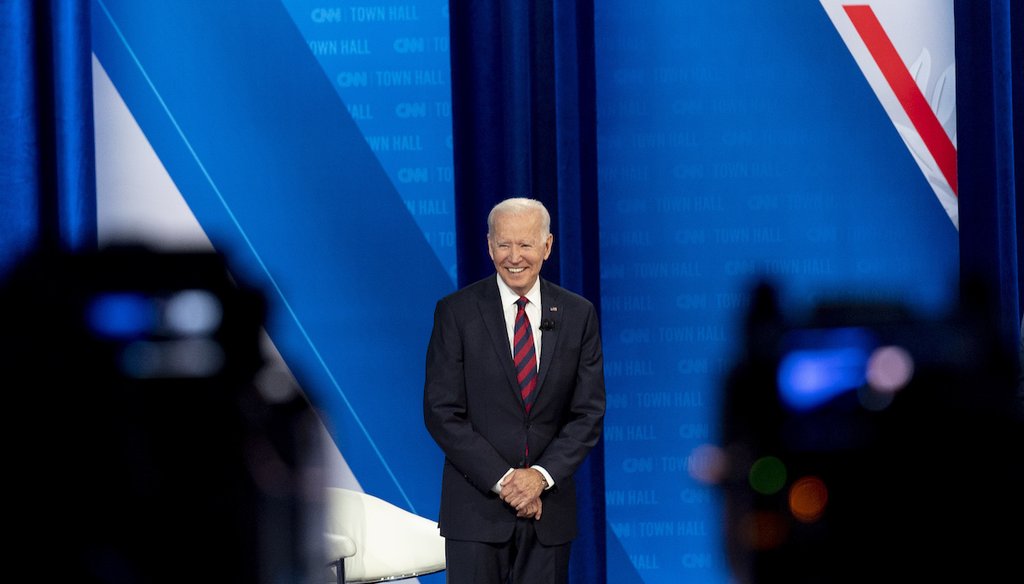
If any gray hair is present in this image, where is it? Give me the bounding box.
[487,197,551,236]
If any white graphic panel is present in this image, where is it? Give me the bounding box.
[821,0,958,228]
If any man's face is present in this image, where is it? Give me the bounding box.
[488,210,553,297]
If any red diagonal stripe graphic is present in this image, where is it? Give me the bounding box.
[844,4,958,196]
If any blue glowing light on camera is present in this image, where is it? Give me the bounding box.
[777,327,877,411]
[87,292,157,339]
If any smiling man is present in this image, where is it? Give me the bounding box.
[488,199,553,297]
[424,197,606,584]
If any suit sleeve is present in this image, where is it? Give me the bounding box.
[423,298,512,493]
[533,302,606,483]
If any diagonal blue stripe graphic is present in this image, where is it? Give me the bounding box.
[93,0,418,512]
[91,0,454,516]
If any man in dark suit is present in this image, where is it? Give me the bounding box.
[423,197,605,583]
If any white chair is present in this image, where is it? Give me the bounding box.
[324,487,446,583]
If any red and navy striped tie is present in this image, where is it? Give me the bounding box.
[514,297,538,413]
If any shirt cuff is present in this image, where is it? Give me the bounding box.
[492,468,516,494]
[532,465,554,490]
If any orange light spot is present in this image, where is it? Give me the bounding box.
[789,475,828,523]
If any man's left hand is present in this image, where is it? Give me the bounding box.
[500,467,546,512]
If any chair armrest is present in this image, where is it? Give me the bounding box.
[324,487,445,583]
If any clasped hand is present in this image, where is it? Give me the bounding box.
[499,468,545,520]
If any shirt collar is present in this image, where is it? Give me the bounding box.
[495,273,541,308]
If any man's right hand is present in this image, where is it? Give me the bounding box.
[515,497,542,520]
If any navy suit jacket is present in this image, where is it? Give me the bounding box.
[423,275,605,545]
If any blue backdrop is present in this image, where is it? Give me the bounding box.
[10,1,1022,583]
[91,0,456,536]
[89,2,962,583]
[593,2,958,582]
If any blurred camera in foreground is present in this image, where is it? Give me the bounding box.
[712,281,1024,583]
[1,245,324,583]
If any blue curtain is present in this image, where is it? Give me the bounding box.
[955,0,1023,353]
[449,0,605,581]
[0,0,95,276]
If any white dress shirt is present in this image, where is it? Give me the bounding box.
[496,274,543,368]
[492,274,554,493]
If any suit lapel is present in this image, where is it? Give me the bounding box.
[476,278,521,398]
[535,279,562,401]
